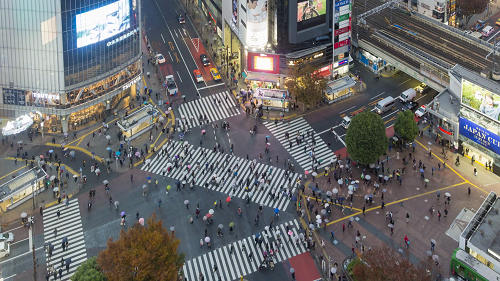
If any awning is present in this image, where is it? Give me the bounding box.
[318,70,332,78]
[325,76,356,95]
[246,72,279,83]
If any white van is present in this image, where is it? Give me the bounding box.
[399,88,416,102]
[375,96,396,114]
[341,116,351,129]
[482,26,494,37]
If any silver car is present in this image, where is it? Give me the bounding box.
[0,232,14,243]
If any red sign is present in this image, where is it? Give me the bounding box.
[438,126,453,135]
[247,52,280,74]
[334,39,350,49]
[349,17,351,27]
[334,26,351,36]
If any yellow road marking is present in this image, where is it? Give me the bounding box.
[0,165,30,180]
[168,42,175,51]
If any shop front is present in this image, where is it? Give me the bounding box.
[358,50,386,73]
[324,76,356,104]
[253,88,290,112]
[0,167,47,211]
[223,20,244,80]
[244,52,281,89]
[117,103,159,140]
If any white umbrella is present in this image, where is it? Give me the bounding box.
[184,200,189,205]
[445,192,451,197]
[145,159,151,164]
[103,180,108,184]
[50,175,56,181]
[331,268,337,274]
[327,191,332,196]
[209,209,214,215]
[53,187,59,192]
[73,175,78,178]
[21,212,27,218]
[321,209,327,215]
[106,135,111,140]
[316,219,322,224]
[205,237,210,243]
[184,142,189,147]
[365,175,371,180]
[17,140,23,144]
[325,203,330,207]
[388,224,394,228]
[348,185,354,191]
[312,172,317,177]
[316,215,321,219]
[170,226,175,232]
[95,169,100,173]
[348,190,353,195]
[332,188,339,194]
[159,116,165,121]
[166,163,173,168]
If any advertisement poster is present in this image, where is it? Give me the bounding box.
[232,0,238,25]
[246,0,268,46]
[459,117,500,155]
[461,79,500,124]
[297,0,326,22]
[247,52,279,74]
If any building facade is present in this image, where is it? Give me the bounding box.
[0,0,142,134]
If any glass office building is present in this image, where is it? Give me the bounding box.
[0,0,142,133]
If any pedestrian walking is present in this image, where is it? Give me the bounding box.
[468,186,471,195]
[437,210,441,221]
[342,223,345,232]
[406,212,409,223]
[431,240,435,251]
[115,201,119,211]
[56,210,61,219]
[40,206,43,217]
[136,211,139,220]
[362,206,365,215]
[330,230,334,239]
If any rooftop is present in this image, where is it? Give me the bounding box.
[469,195,500,262]
[430,88,460,122]
[0,168,47,202]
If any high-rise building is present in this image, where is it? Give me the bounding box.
[0,0,142,134]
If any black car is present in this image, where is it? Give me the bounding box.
[200,54,210,66]
[403,101,419,111]
[178,15,185,24]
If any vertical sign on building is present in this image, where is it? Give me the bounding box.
[333,0,351,69]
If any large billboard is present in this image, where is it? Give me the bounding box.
[76,0,131,48]
[232,0,238,26]
[247,52,279,74]
[297,0,326,22]
[461,79,500,124]
[246,0,268,47]
[459,117,500,156]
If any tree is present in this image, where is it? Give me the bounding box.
[97,214,185,281]
[352,245,432,281]
[71,257,107,281]
[394,110,418,141]
[284,65,327,108]
[345,111,388,165]
[457,0,488,27]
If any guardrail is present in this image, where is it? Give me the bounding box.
[341,254,356,281]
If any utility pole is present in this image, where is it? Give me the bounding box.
[32,239,37,281]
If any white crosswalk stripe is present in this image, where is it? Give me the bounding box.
[42,198,87,280]
[264,117,337,172]
[183,219,307,281]
[142,141,300,210]
[177,91,240,129]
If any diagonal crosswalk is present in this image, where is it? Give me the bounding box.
[183,219,307,281]
[141,141,300,211]
[42,198,87,280]
[264,117,337,172]
[177,91,240,129]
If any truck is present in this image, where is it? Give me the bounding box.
[399,88,416,103]
[165,75,178,96]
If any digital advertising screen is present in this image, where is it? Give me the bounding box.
[232,0,238,25]
[246,0,268,47]
[247,52,279,74]
[76,0,131,48]
[461,79,500,124]
[297,0,326,22]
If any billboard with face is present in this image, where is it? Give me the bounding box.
[461,79,500,124]
[246,0,268,47]
[297,0,326,22]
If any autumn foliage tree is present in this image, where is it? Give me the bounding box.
[457,0,488,26]
[352,245,432,281]
[284,65,327,109]
[97,214,185,281]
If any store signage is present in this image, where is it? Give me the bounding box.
[338,13,350,22]
[459,117,500,155]
[438,126,453,135]
[334,39,350,49]
[334,26,351,36]
[335,0,350,9]
[2,88,26,106]
[338,59,348,66]
[107,28,139,47]
[339,53,344,59]
[313,52,324,59]
[32,92,60,100]
[247,52,280,74]
[122,76,141,91]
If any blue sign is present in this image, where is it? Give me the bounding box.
[335,0,350,9]
[338,59,348,66]
[459,117,500,155]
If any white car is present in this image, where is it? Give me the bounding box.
[0,242,10,257]
[415,105,427,118]
[156,54,166,64]
[0,232,14,243]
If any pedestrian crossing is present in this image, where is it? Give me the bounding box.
[183,219,307,281]
[141,140,300,211]
[43,198,87,280]
[177,91,240,129]
[264,117,337,172]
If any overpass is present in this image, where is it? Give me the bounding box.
[352,0,497,92]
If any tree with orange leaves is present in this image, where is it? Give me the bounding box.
[97,213,185,281]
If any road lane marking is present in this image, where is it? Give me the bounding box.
[381,110,399,120]
[415,94,427,102]
[174,29,178,38]
[318,125,340,135]
[177,71,183,82]
[168,41,175,51]
[397,79,411,86]
[161,34,166,43]
[370,92,385,100]
[197,83,226,90]
[173,52,180,63]
[339,106,356,114]
[487,29,500,42]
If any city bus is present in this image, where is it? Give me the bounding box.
[450,248,500,281]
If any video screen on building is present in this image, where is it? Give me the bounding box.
[297,0,326,22]
[247,52,279,74]
[461,79,500,125]
[76,0,131,48]
[232,0,238,25]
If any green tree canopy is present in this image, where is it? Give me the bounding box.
[97,214,185,281]
[457,0,488,26]
[345,111,388,165]
[394,110,419,141]
[284,65,327,108]
[70,257,106,281]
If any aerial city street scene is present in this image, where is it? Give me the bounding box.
[1,0,500,280]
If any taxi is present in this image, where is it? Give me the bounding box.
[155,54,166,64]
[210,68,221,81]
[193,69,204,83]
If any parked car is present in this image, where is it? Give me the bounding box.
[210,68,221,81]
[155,54,166,64]
[200,54,210,66]
[403,101,419,111]
[193,69,204,83]
[178,15,185,24]
[415,105,427,118]
[0,242,10,257]
[0,232,14,243]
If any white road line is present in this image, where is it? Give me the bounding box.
[382,110,399,119]
[197,83,226,90]
[370,92,385,100]
[11,238,29,245]
[161,34,166,43]
[397,79,411,86]
[174,29,178,38]
[333,130,346,147]
[415,94,427,102]
[487,29,500,42]
[177,71,183,82]
[339,106,356,114]
[318,125,340,135]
